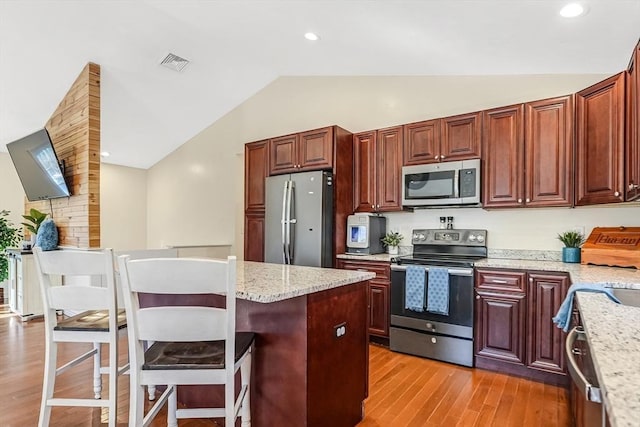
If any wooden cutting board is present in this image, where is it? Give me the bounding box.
[581,226,640,268]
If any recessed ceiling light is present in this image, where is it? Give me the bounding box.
[560,3,585,18]
[100,151,110,157]
[304,32,320,41]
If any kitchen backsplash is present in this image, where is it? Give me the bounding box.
[383,203,640,252]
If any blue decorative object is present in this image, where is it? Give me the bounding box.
[405,266,426,312]
[35,218,58,251]
[427,267,450,315]
[562,247,581,263]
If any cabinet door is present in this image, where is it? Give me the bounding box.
[525,96,574,207]
[376,126,403,212]
[245,140,268,211]
[369,280,389,337]
[353,131,376,213]
[244,213,265,262]
[475,290,526,365]
[403,119,440,165]
[627,41,640,201]
[269,133,299,175]
[575,72,625,205]
[526,272,569,374]
[440,112,482,161]
[299,127,333,171]
[482,104,525,208]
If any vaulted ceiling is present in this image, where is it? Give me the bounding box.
[1,0,638,169]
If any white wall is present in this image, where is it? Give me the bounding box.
[148,74,632,257]
[0,152,25,231]
[100,163,147,251]
[385,203,640,251]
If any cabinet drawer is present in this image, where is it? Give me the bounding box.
[476,269,527,292]
[337,260,390,280]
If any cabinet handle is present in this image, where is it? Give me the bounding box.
[434,155,440,160]
[529,278,533,282]
[476,295,480,300]
[440,155,446,159]
[491,279,508,284]
[371,204,375,209]
[517,198,523,204]
[376,204,380,209]
[614,191,620,197]
[525,198,530,203]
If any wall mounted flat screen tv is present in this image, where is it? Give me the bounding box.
[6,128,71,201]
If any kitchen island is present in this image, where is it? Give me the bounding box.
[142,261,375,427]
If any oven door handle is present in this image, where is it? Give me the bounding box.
[390,265,473,276]
[566,326,602,403]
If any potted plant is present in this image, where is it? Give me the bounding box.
[557,230,586,263]
[1,210,22,285]
[21,208,48,246]
[381,231,404,255]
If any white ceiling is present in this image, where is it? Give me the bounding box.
[1,0,638,169]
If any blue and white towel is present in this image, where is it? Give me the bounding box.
[427,267,449,315]
[405,266,426,312]
[552,283,621,332]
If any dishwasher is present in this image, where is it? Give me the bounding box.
[566,326,606,427]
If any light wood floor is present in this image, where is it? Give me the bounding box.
[0,309,571,426]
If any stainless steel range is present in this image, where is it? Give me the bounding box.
[390,228,487,367]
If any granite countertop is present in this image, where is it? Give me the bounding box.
[236,261,375,303]
[336,253,395,262]
[576,292,640,427]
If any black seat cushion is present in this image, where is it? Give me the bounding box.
[142,332,255,370]
[54,309,127,332]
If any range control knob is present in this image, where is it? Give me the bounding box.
[476,235,485,243]
[468,234,477,241]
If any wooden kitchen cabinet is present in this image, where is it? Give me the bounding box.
[7,251,44,320]
[244,140,268,261]
[527,272,570,375]
[482,104,525,208]
[403,112,481,166]
[268,126,333,175]
[626,39,640,202]
[475,268,570,384]
[336,259,390,339]
[244,212,265,262]
[353,126,403,213]
[575,72,626,206]
[483,96,574,208]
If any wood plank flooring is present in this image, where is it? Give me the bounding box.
[0,310,571,426]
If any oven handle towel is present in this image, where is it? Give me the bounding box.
[552,283,620,332]
[427,267,450,315]
[405,266,426,312]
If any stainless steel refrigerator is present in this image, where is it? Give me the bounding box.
[264,170,334,267]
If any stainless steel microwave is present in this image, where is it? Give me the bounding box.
[401,158,481,207]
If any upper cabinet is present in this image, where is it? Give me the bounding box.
[627,40,640,202]
[483,97,574,208]
[354,126,403,213]
[524,96,574,207]
[269,126,333,175]
[403,112,481,165]
[575,72,626,206]
[245,140,269,212]
[482,104,525,208]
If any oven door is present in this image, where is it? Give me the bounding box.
[390,265,474,338]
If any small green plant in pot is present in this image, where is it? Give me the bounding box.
[22,208,48,244]
[557,230,586,263]
[381,231,404,255]
[1,210,22,283]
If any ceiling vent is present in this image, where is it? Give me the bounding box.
[160,53,190,72]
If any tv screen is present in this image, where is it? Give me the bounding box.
[6,128,71,201]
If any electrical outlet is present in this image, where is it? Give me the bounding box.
[334,322,346,338]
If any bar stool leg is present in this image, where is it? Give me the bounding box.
[38,340,57,427]
[240,349,252,427]
[93,342,102,399]
[168,386,178,427]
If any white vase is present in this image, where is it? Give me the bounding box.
[388,246,398,255]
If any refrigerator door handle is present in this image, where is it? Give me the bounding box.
[284,180,293,264]
[281,180,288,264]
[288,180,296,263]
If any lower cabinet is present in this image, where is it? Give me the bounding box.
[244,212,265,262]
[336,259,390,339]
[475,268,569,384]
[7,251,44,320]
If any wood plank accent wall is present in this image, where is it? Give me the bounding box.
[25,63,101,248]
